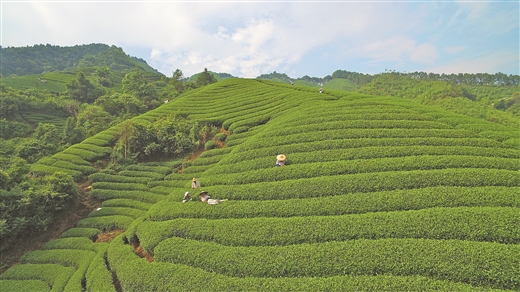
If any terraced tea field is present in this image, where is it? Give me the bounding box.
[2,79,519,291]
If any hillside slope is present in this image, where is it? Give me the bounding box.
[1,78,520,291]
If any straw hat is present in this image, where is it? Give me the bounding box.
[184,192,190,196]
[276,154,286,161]
[199,191,208,196]
[192,177,197,182]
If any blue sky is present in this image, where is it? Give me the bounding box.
[2,0,518,78]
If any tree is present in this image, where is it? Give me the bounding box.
[196,68,217,87]
[67,72,105,103]
[122,69,159,109]
[116,121,136,159]
[172,68,185,93]
[76,104,114,137]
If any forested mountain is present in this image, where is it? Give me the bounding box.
[0,43,160,76]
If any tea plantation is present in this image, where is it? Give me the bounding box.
[1,78,519,291]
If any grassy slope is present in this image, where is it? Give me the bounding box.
[2,78,520,291]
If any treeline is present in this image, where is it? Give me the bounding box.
[0,43,159,76]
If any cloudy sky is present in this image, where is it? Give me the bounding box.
[2,0,518,78]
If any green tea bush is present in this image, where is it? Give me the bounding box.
[43,237,98,252]
[199,156,520,186]
[37,157,57,166]
[102,198,153,211]
[91,182,149,191]
[196,169,520,200]
[59,228,101,241]
[61,148,100,161]
[191,153,228,166]
[90,189,166,203]
[85,251,116,292]
[76,215,135,231]
[70,144,112,156]
[148,186,520,220]
[81,137,112,146]
[51,153,91,165]
[0,279,49,292]
[233,137,505,154]
[0,264,74,291]
[51,161,96,175]
[503,138,520,149]
[214,132,227,142]
[126,164,172,175]
[30,164,82,180]
[180,165,211,174]
[138,207,519,251]
[204,140,217,150]
[154,237,520,289]
[118,170,165,180]
[230,126,250,134]
[20,249,95,269]
[479,130,520,142]
[88,207,146,219]
[89,172,152,184]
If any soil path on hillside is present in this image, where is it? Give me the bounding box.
[0,177,101,274]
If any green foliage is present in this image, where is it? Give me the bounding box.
[0,279,50,292]
[59,228,101,241]
[204,140,217,150]
[0,171,79,254]
[66,72,106,103]
[0,119,32,139]
[85,251,117,292]
[156,237,520,290]
[0,263,75,291]
[195,68,218,87]
[76,215,135,231]
[0,43,159,77]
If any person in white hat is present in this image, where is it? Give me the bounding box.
[276,154,286,166]
[191,177,201,189]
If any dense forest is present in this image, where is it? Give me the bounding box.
[0,43,519,272]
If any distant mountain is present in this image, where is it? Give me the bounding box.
[0,43,161,76]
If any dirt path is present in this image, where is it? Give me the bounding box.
[0,177,101,274]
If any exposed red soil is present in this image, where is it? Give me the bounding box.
[95,229,125,243]
[133,245,154,263]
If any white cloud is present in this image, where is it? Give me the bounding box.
[2,1,518,77]
[427,50,519,74]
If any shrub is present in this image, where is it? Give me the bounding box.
[90,189,165,203]
[0,264,74,291]
[76,215,136,231]
[59,228,101,241]
[102,199,152,211]
[204,140,217,150]
[85,250,117,292]
[214,132,227,142]
[0,279,49,292]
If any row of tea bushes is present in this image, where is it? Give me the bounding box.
[206,149,520,175]
[135,207,520,254]
[108,235,488,292]
[192,168,520,200]
[0,264,74,292]
[154,237,519,290]
[147,186,520,220]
